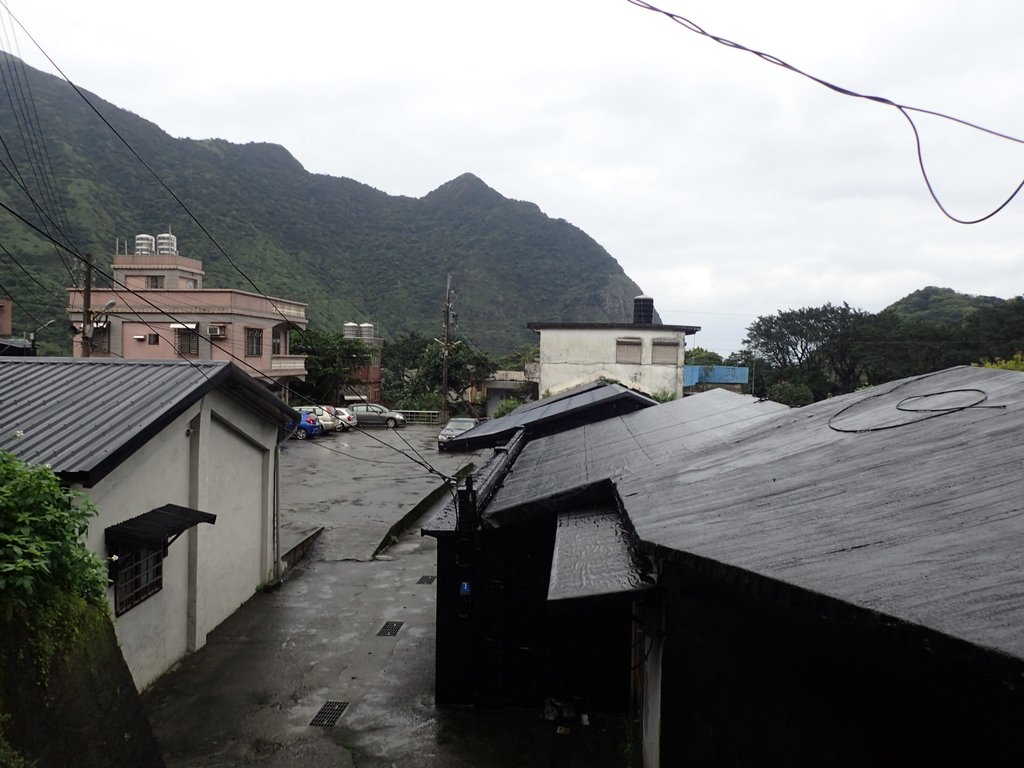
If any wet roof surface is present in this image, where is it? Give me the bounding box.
[447,381,658,450]
[490,388,789,514]
[619,366,1024,660]
[547,505,654,602]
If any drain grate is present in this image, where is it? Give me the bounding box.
[417,575,436,585]
[377,620,404,637]
[310,700,348,727]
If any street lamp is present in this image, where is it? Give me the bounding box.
[28,319,55,354]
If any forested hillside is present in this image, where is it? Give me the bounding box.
[0,52,648,354]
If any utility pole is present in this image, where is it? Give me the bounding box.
[81,252,93,357]
[440,274,453,423]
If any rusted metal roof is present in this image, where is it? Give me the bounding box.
[0,357,296,486]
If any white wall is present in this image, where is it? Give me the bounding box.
[79,390,279,690]
[537,327,686,397]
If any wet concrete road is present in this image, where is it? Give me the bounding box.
[141,425,627,767]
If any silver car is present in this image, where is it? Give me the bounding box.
[437,417,479,450]
[348,403,406,428]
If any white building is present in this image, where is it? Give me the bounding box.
[528,296,700,398]
[0,358,296,690]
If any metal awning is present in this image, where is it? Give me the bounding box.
[547,506,654,602]
[168,323,198,330]
[105,504,216,548]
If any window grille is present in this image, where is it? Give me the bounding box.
[652,339,679,365]
[615,337,642,365]
[245,328,263,357]
[112,544,164,616]
[89,326,110,354]
[272,329,281,355]
[175,328,199,356]
[146,275,165,289]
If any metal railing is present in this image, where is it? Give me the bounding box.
[398,410,441,424]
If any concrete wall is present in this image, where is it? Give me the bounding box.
[79,389,279,690]
[537,327,685,397]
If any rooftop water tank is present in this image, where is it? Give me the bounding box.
[633,295,655,324]
[156,232,177,255]
[360,323,375,339]
[135,234,156,256]
[343,322,360,338]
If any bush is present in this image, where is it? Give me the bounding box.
[492,398,524,418]
[0,452,108,619]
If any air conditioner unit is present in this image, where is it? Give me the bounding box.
[207,325,226,338]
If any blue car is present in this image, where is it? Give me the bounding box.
[287,408,324,440]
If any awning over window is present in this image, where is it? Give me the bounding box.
[547,506,654,602]
[105,504,216,548]
[168,323,198,330]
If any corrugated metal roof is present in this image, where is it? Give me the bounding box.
[619,366,1024,660]
[446,381,658,451]
[489,389,789,516]
[105,504,216,548]
[0,357,295,486]
[547,506,654,602]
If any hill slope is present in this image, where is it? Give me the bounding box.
[0,53,649,353]
[884,286,1006,327]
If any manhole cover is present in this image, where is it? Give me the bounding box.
[377,620,404,637]
[310,701,349,727]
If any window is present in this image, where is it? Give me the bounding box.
[245,328,263,357]
[147,333,160,345]
[615,337,642,365]
[184,279,197,289]
[652,339,680,365]
[175,328,199,356]
[111,543,164,616]
[272,329,281,355]
[146,275,165,289]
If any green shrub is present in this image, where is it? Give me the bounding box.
[0,452,108,620]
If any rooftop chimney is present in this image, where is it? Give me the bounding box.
[633,295,655,324]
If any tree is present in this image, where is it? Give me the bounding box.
[380,331,432,405]
[685,347,724,367]
[290,329,372,403]
[413,341,497,416]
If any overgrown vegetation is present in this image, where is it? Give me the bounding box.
[738,294,1024,405]
[289,329,372,403]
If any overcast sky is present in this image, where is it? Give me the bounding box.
[4,0,1022,355]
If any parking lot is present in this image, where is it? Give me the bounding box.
[142,425,626,767]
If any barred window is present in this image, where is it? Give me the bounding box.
[146,275,165,288]
[652,339,679,365]
[615,337,642,365]
[245,328,263,357]
[272,329,281,355]
[112,544,164,616]
[175,328,199,356]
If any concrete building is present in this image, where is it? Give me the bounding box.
[528,296,700,399]
[343,321,383,403]
[66,232,308,395]
[0,357,297,690]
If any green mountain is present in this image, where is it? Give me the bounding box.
[884,286,1007,327]
[0,52,649,354]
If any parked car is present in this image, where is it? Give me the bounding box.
[334,407,358,431]
[348,403,406,428]
[437,417,480,450]
[286,409,324,440]
[315,405,341,432]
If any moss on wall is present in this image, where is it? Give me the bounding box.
[0,596,165,768]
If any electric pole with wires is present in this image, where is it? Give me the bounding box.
[439,274,456,423]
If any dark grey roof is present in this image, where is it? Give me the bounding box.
[0,358,296,486]
[547,506,654,602]
[105,504,216,548]
[489,389,789,516]
[446,381,659,451]
[528,321,701,334]
[618,366,1024,660]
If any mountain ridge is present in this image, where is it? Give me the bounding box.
[0,52,650,353]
